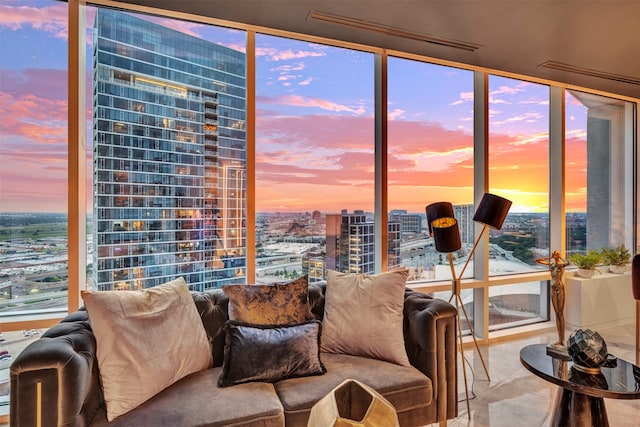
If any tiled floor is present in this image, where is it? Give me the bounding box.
[433,322,640,427]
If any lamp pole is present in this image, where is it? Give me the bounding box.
[428,193,512,419]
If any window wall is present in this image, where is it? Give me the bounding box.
[486,76,551,329]
[0,0,69,418]
[387,57,476,331]
[254,35,375,283]
[1,0,638,351]
[0,0,69,318]
[565,90,635,256]
[488,75,550,273]
[387,57,474,282]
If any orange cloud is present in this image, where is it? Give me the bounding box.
[254,108,568,213]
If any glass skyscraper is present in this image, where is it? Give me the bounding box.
[92,10,247,291]
[325,211,400,275]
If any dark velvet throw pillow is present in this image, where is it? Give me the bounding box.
[218,320,326,387]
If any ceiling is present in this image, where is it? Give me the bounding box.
[121,0,640,99]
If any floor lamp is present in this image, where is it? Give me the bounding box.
[426,193,512,418]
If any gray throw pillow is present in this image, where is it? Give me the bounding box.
[321,269,410,366]
[218,320,326,387]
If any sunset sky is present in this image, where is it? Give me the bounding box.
[0,0,588,215]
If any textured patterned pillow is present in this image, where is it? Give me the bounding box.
[222,275,311,326]
[218,320,326,387]
[321,269,410,366]
[81,277,212,421]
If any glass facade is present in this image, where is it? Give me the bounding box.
[92,10,247,291]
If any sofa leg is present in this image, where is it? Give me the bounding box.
[439,420,448,427]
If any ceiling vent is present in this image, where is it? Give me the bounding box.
[307,10,481,52]
[539,61,640,86]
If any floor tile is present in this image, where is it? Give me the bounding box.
[429,322,640,426]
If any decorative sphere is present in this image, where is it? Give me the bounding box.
[567,329,608,369]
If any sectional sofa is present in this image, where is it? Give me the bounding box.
[10,274,457,426]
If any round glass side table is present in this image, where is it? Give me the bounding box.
[520,343,640,426]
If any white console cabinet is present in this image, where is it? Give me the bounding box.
[564,270,635,330]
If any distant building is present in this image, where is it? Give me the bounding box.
[387,220,401,269]
[301,247,325,283]
[326,211,400,275]
[389,212,422,235]
[454,204,474,244]
[92,10,246,291]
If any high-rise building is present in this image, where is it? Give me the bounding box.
[387,220,401,269]
[389,212,423,235]
[326,212,373,274]
[301,247,326,283]
[454,204,474,245]
[326,211,400,275]
[92,10,246,291]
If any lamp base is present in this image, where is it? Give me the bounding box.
[451,291,490,420]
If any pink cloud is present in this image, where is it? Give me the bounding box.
[254,110,562,212]
[0,92,67,143]
[1,68,67,99]
[0,3,68,38]
[259,94,365,115]
[1,144,68,212]
[256,46,325,61]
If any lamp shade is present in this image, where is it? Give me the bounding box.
[431,217,462,253]
[425,202,454,236]
[473,193,512,230]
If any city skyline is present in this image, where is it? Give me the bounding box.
[1,1,589,215]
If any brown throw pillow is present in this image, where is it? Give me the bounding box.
[218,320,326,387]
[81,277,212,421]
[222,275,311,326]
[320,269,410,366]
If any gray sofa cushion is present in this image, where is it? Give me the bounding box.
[218,320,326,387]
[274,352,433,426]
[90,367,284,427]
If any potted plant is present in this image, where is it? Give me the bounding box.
[600,244,631,274]
[568,251,602,278]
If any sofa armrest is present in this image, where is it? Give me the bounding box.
[10,313,102,427]
[403,291,458,423]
